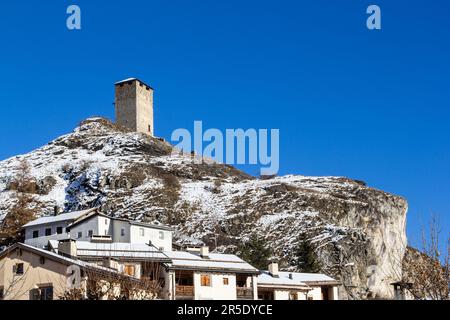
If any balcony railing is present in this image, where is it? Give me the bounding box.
[176,285,195,297]
[236,287,253,299]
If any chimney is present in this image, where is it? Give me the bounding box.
[200,246,209,259]
[58,239,77,258]
[268,263,279,278]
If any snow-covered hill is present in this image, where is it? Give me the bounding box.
[0,118,408,299]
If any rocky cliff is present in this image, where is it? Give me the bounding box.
[0,118,408,299]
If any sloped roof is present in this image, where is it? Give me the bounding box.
[22,208,96,228]
[258,271,339,288]
[48,240,170,262]
[164,251,259,274]
[1,242,112,273]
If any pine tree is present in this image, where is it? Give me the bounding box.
[295,234,322,273]
[237,234,272,270]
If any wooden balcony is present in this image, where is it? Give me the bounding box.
[176,285,195,298]
[236,287,253,300]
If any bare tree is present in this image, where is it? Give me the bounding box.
[0,161,38,246]
[401,214,449,300]
[60,261,165,300]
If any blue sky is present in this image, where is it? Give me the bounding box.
[0,1,448,249]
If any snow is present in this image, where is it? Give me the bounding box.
[22,208,95,227]
[258,270,338,287]
[164,251,258,273]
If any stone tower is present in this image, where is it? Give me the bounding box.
[115,78,154,136]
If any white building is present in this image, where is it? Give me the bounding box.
[257,263,340,300]
[23,209,96,249]
[164,247,259,300]
[23,209,173,251]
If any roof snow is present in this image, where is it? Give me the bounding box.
[164,251,259,273]
[48,240,171,261]
[23,208,96,228]
[258,271,339,287]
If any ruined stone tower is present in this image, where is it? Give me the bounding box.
[115,78,154,136]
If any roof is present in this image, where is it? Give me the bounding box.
[0,242,105,271]
[66,211,173,232]
[114,78,153,90]
[258,271,339,288]
[22,208,96,228]
[48,240,171,262]
[164,251,259,274]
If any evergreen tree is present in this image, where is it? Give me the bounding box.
[237,234,272,270]
[295,234,322,273]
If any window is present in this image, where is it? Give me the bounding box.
[105,219,108,225]
[17,248,22,257]
[40,257,46,265]
[223,277,229,285]
[121,228,125,237]
[32,230,39,238]
[40,286,53,300]
[88,230,93,237]
[30,286,53,301]
[139,228,145,237]
[45,228,52,236]
[200,275,211,287]
[148,125,152,133]
[77,231,82,239]
[0,287,4,300]
[56,227,63,234]
[159,231,165,240]
[289,292,298,300]
[124,265,135,276]
[14,263,24,275]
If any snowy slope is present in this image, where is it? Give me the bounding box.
[0,118,408,299]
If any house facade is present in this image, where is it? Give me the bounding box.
[164,248,259,300]
[0,242,132,300]
[23,209,172,252]
[258,263,340,300]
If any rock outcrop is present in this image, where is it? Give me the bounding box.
[0,118,408,299]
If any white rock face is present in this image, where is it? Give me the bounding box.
[0,118,408,299]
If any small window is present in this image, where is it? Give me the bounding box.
[289,292,298,300]
[139,228,145,237]
[159,231,164,240]
[14,263,24,275]
[45,228,52,236]
[32,230,39,238]
[30,286,53,301]
[40,257,45,265]
[77,232,82,239]
[105,219,108,225]
[124,265,135,276]
[148,125,151,133]
[223,277,229,285]
[17,248,22,257]
[88,230,93,237]
[121,228,125,237]
[56,227,63,234]
[40,286,53,300]
[200,275,211,287]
